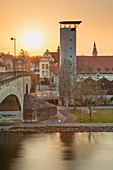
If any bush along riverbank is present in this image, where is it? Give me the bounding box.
[1,126,113,133]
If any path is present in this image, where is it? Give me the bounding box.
[1,105,113,129]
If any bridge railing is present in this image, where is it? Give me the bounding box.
[0,71,31,82]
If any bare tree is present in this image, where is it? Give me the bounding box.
[59,60,78,109]
[76,78,105,120]
[59,61,105,119]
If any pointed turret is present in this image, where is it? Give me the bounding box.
[57,46,60,53]
[92,42,98,56]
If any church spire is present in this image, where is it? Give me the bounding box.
[92,42,98,56]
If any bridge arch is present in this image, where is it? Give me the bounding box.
[0,86,23,112]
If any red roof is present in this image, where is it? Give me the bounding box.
[50,52,60,74]
[50,52,60,63]
[55,55,113,74]
[76,55,113,74]
[0,54,13,60]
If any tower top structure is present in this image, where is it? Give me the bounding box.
[59,21,82,29]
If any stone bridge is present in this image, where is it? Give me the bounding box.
[0,71,31,121]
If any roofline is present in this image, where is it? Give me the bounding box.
[77,55,113,57]
[59,21,82,24]
[77,72,113,74]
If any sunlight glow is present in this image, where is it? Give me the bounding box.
[22,31,42,49]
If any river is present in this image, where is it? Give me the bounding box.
[0,132,113,170]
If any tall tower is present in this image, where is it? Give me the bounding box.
[59,21,82,73]
[92,42,98,56]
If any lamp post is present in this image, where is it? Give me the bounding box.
[21,49,25,96]
[10,37,16,74]
[10,37,16,57]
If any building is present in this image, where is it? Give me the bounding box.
[0,61,6,72]
[0,53,13,71]
[77,55,113,75]
[29,56,40,74]
[39,47,60,83]
[13,58,31,72]
[59,21,82,73]
[77,42,113,80]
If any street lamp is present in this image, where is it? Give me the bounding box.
[21,49,25,71]
[21,49,25,96]
[10,37,16,57]
[11,37,16,73]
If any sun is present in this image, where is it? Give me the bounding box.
[22,31,42,49]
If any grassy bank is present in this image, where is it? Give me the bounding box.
[67,109,113,123]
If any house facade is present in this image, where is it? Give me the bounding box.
[39,47,60,83]
[13,58,31,72]
[0,53,13,71]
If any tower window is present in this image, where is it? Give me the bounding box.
[70,55,72,58]
[70,39,72,41]
[70,47,72,49]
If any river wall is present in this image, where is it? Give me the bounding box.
[23,94,57,121]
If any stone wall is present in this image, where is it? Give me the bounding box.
[23,94,57,122]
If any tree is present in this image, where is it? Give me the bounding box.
[18,50,30,59]
[76,78,105,120]
[59,60,78,109]
[59,60,105,119]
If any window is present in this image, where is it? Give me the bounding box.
[18,64,21,69]
[42,64,44,69]
[70,47,72,49]
[49,58,53,61]
[23,64,25,71]
[70,55,72,58]
[70,39,72,41]
[105,68,109,71]
[42,71,44,76]
[46,64,48,69]
[51,72,54,76]
[18,64,21,71]
[97,68,101,71]
[46,71,48,76]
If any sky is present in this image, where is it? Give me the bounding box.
[0,0,113,56]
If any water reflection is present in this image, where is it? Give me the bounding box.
[0,132,23,170]
[60,132,76,161]
[0,132,113,170]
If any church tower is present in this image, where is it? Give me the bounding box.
[92,42,98,56]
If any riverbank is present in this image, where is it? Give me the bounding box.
[1,107,113,132]
[1,123,113,132]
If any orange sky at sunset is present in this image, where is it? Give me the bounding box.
[0,0,113,56]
